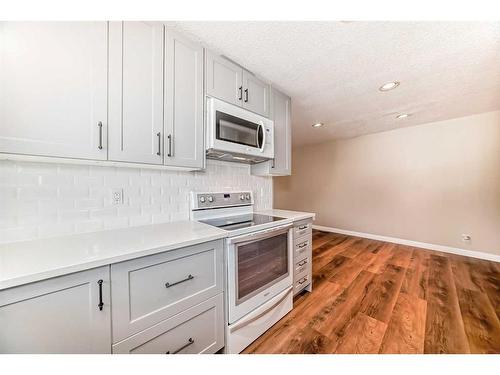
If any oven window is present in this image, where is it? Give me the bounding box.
[236,232,288,303]
[216,110,262,148]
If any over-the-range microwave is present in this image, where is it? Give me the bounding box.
[206,97,274,164]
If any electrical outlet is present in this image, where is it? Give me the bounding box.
[111,188,124,205]
[462,234,471,242]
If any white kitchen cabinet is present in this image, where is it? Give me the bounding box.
[0,22,108,160]
[0,266,111,354]
[251,88,292,176]
[164,29,205,169]
[108,21,164,164]
[242,70,270,117]
[205,51,270,117]
[110,239,223,343]
[112,294,224,354]
[205,51,243,107]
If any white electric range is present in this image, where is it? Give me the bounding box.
[190,191,294,353]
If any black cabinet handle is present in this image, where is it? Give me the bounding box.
[98,122,103,150]
[238,86,243,100]
[244,88,248,102]
[167,134,172,157]
[166,338,194,354]
[97,279,104,311]
[165,274,194,288]
[299,225,308,230]
[298,277,308,285]
[156,132,161,156]
[298,242,308,248]
[298,260,307,267]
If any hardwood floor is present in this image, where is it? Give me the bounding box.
[243,230,500,354]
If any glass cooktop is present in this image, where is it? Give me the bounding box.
[200,214,286,231]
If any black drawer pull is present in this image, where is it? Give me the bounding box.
[165,274,194,288]
[166,338,195,354]
[298,277,308,285]
[298,260,307,267]
[97,279,104,311]
[298,225,308,230]
[298,242,308,248]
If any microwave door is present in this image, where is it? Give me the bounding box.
[216,111,260,148]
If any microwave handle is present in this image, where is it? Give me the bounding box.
[257,123,266,152]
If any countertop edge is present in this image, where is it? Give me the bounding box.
[0,232,227,291]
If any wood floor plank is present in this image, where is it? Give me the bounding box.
[311,271,376,341]
[246,231,500,354]
[360,264,406,323]
[339,238,375,259]
[312,237,356,271]
[456,287,500,353]
[282,327,336,354]
[387,245,413,269]
[335,313,387,354]
[364,242,396,274]
[401,250,430,300]
[379,292,427,354]
[424,255,470,353]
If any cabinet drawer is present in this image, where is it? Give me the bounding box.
[294,256,311,280]
[294,221,312,238]
[113,294,224,354]
[293,275,310,295]
[294,238,311,260]
[111,240,223,342]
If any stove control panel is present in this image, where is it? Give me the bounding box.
[191,191,253,210]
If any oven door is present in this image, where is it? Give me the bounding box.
[206,97,274,160]
[226,224,293,324]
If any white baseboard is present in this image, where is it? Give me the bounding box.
[312,225,500,263]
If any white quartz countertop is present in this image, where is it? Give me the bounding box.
[0,221,227,291]
[0,209,315,291]
[256,209,315,222]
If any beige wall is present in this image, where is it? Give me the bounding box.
[274,111,500,256]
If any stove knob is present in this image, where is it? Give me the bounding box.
[207,196,214,203]
[239,194,245,201]
[245,194,251,200]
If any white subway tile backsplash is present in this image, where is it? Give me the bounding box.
[0,159,272,244]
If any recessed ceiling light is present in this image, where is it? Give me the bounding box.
[396,113,411,119]
[312,122,324,128]
[379,81,400,92]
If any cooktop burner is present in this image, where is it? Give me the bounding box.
[200,213,286,231]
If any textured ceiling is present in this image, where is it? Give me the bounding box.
[170,22,500,146]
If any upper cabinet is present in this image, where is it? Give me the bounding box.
[205,51,242,107]
[108,22,164,164]
[242,70,270,118]
[164,29,204,169]
[0,22,108,160]
[205,52,270,117]
[251,87,292,176]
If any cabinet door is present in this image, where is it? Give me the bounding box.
[0,267,111,353]
[270,88,292,175]
[242,70,270,117]
[205,51,242,106]
[108,21,164,164]
[250,88,292,176]
[164,30,204,169]
[0,22,107,160]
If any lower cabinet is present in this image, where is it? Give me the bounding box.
[112,294,224,354]
[0,240,225,354]
[293,219,313,296]
[110,240,223,343]
[0,266,111,354]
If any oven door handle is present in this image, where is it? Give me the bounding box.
[228,286,293,333]
[226,223,292,245]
